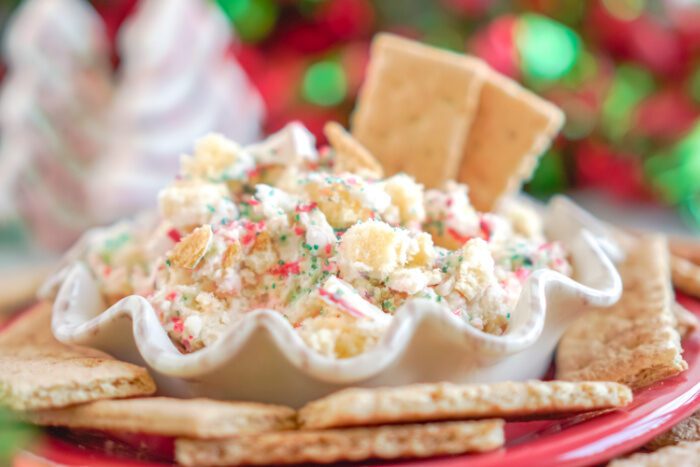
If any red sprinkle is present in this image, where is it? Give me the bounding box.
[244,220,265,231]
[246,167,261,179]
[295,202,318,213]
[318,288,365,319]
[324,243,332,255]
[447,227,471,245]
[241,232,256,246]
[294,225,305,236]
[479,218,492,241]
[246,198,260,206]
[172,317,184,333]
[166,291,178,301]
[269,261,301,277]
[103,266,112,277]
[515,268,531,281]
[167,228,181,243]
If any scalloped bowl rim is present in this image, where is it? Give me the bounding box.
[42,195,623,385]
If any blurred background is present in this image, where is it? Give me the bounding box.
[0,0,700,313]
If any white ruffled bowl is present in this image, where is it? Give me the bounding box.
[41,196,622,408]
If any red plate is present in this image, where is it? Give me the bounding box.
[11,293,700,467]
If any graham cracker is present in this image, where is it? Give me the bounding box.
[646,410,700,450]
[0,303,155,411]
[457,68,564,211]
[351,33,486,189]
[168,224,212,269]
[324,121,384,179]
[175,419,504,466]
[24,397,296,438]
[298,380,631,430]
[556,234,687,389]
[609,441,700,467]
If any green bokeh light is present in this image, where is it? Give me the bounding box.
[516,14,582,83]
[216,0,278,43]
[646,122,700,203]
[526,150,568,198]
[302,61,348,107]
[601,64,655,142]
[680,194,700,233]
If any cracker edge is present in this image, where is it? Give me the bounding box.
[298,380,632,429]
[0,304,156,411]
[22,397,296,438]
[175,419,505,466]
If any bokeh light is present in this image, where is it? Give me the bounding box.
[217,0,278,43]
[516,14,581,83]
[302,60,348,106]
[601,64,655,142]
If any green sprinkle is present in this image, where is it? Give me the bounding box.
[206,204,216,213]
[506,313,511,320]
[280,234,287,242]
[313,244,319,250]
[166,259,171,267]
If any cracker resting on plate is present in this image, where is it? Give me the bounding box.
[609,440,700,467]
[23,397,296,438]
[646,410,700,451]
[0,303,155,411]
[556,234,687,388]
[175,419,504,466]
[298,380,632,429]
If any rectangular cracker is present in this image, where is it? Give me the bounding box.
[457,69,564,211]
[23,397,296,438]
[351,33,486,189]
[0,303,156,411]
[175,419,504,466]
[646,410,700,450]
[610,440,700,466]
[556,234,687,388]
[298,380,631,429]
